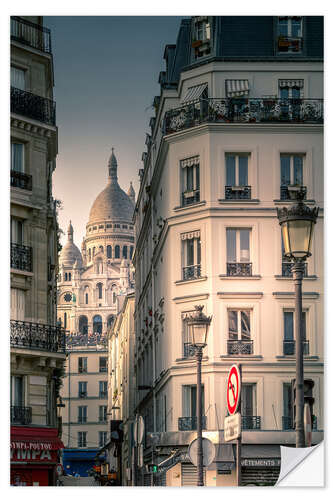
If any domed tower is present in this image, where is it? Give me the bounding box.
[83,148,135,265]
[127,181,136,206]
[59,221,83,276]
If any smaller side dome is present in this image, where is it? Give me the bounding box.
[127,181,135,205]
[59,221,83,268]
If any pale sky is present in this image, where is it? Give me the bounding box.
[46,16,183,247]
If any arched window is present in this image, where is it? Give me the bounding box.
[113,292,116,304]
[64,312,67,329]
[79,315,88,334]
[130,246,134,259]
[85,293,88,304]
[97,282,103,299]
[99,245,104,253]
[68,272,71,281]
[122,245,128,259]
[89,248,91,261]
[115,245,120,259]
[65,272,68,281]
[93,314,102,334]
[107,245,112,258]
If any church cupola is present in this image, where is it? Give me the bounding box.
[127,181,136,206]
[108,147,118,183]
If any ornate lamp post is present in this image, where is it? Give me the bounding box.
[187,305,212,486]
[277,189,318,447]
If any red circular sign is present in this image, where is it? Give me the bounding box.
[227,365,241,415]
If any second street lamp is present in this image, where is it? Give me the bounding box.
[277,188,318,448]
[187,305,212,486]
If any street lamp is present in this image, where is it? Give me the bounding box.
[187,305,212,486]
[277,189,318,448]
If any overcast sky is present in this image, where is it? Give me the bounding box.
[45,16,183,247]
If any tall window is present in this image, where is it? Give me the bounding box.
[78,357,87,373]
[283,383,293,430]
[179,385,205,430]
[115,245,120,259]
[227,309,252,354]
[11,217,24,245]
[130,246,134,259]
[99,431,108,447]
[11,66,26,90]
[78,406,87,423]
[107,245,112,258]
[85,293,88,304]
[64,312,67,329]
[88,248,91,261]
[181,156,200,206]
[99,381,107,398]
[99,357,107,372]
[99,406,107,422]
[11,143,24,172]
[241,384,259,429]
[78,431,87,448]
[226,154,248,186]
[283,310,307,355]
[226,228,251,276]
[182,312,196,358]
[181,231,201,280]
[122,245,128,259]
[11,375,25,407]
[78,381,87,398]
[280,154,304,200]
[97,282,103,300]
[10,288,25,320]
[277,17,303,53]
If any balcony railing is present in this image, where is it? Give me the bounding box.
[11,16,52,53]
[10,170,32,191]
[10,405,32,425]
[242,415,261,430]
[227,262,252,277]
[280,185,307,201]
[11,243,32,272]
[183,343,197,358]
[282,261,308,277]
[11,87,56,126]
[182,264,201,281]
[178,416,207,431]
[283,340,309,356]
[79,392,87,398]
[163,98,323,134]
[227,340,253,355]
[225,185,251,200]
[181,189,200,206]
[10,320,66,353]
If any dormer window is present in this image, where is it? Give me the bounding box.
[192,17,211,59]
[277,17,303,53]
[194,17,210,42]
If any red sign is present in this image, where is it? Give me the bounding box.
[227,364,241,415]
[11,447,58,463]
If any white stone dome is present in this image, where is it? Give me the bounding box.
[59,221,83,268]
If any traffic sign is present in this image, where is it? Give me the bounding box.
[188,437,215,467]
[133,415,144,445]
[224,413,241,442]
[304,402,312,447]
[227,364,241,415]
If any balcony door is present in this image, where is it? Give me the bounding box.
[11,288,25,320]
[241,383,257,418]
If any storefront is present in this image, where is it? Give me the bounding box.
[10,426,64,486]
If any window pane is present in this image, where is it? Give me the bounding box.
[294,156,303,185]
[241,310,251,340]
[187,239,194,266]
[241,384,253,416]
[284,312,294,340]
[228,310,238,340]
[197,239,201,265]
[226,155,236,185]
[283,383,292,417]
[239,229,250,262]
[280,87,289,100]
[281,156,291,185]
[292,87,300,99]
[11,66,25,90]
[186,166,193,191]
[291,19,302,37]
[195,165,200,190]
[238,156,248,186]
[278,19,288,36]
[11,143,24,172]
[227,229,236,262]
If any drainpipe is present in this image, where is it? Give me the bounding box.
[151,146,157,435]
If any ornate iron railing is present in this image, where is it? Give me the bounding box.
[10,405,32,425]
[227,262,252,277]
[282,261,308,277]
[163,98,323,134]
[227,340,253,355]
[182,264,201,281]
[10,243,32,272]
[242,415,261,430]
[10,320,66,353]
[183,342,197,358]
[283,340,309,356]
[11,87,56,126]
[182,189,200,206]
[225,185,251,200]
[11,16,52,53]
[280,185,307,201]
[178,416,207,431]
[10,170,32,191]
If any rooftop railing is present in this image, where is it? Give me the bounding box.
[10,320,66,353]
[11,86,56,126]
[11,16,52,53]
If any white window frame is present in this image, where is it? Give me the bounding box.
[78,431,87,448]
[225,153,250,186]
[226,227,251,263]
[278,17,303,38]
[280,153,305,186]
[227,308,252,341]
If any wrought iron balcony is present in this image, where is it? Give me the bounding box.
[227,262,252,277]
[183,342,197,358]
[283,340,309,356]
[280,185,307,201]
[10,405,32,425]
[11,16,52,53]
[227,340,253,355]
[79,392,87,398]
[282,261,308,277]
[178,416,207,431]
[182,189,200,206]
[10,170,32,191]
[11,87,56,126]
[182,264,201,281]
[163,98,323,134]
[242,415,261,430]
[10,320,66,353]
[225,185,251,200]
[11,243,32,272]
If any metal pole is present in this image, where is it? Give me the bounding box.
[236,364,242,486]
[196,347,204,486]
[293,261,305,448]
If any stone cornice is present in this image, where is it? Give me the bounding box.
[11,115,56,136]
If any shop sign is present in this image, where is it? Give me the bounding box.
[11,441,53,451]
[241,458,281,468]
[11,447,57,462]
